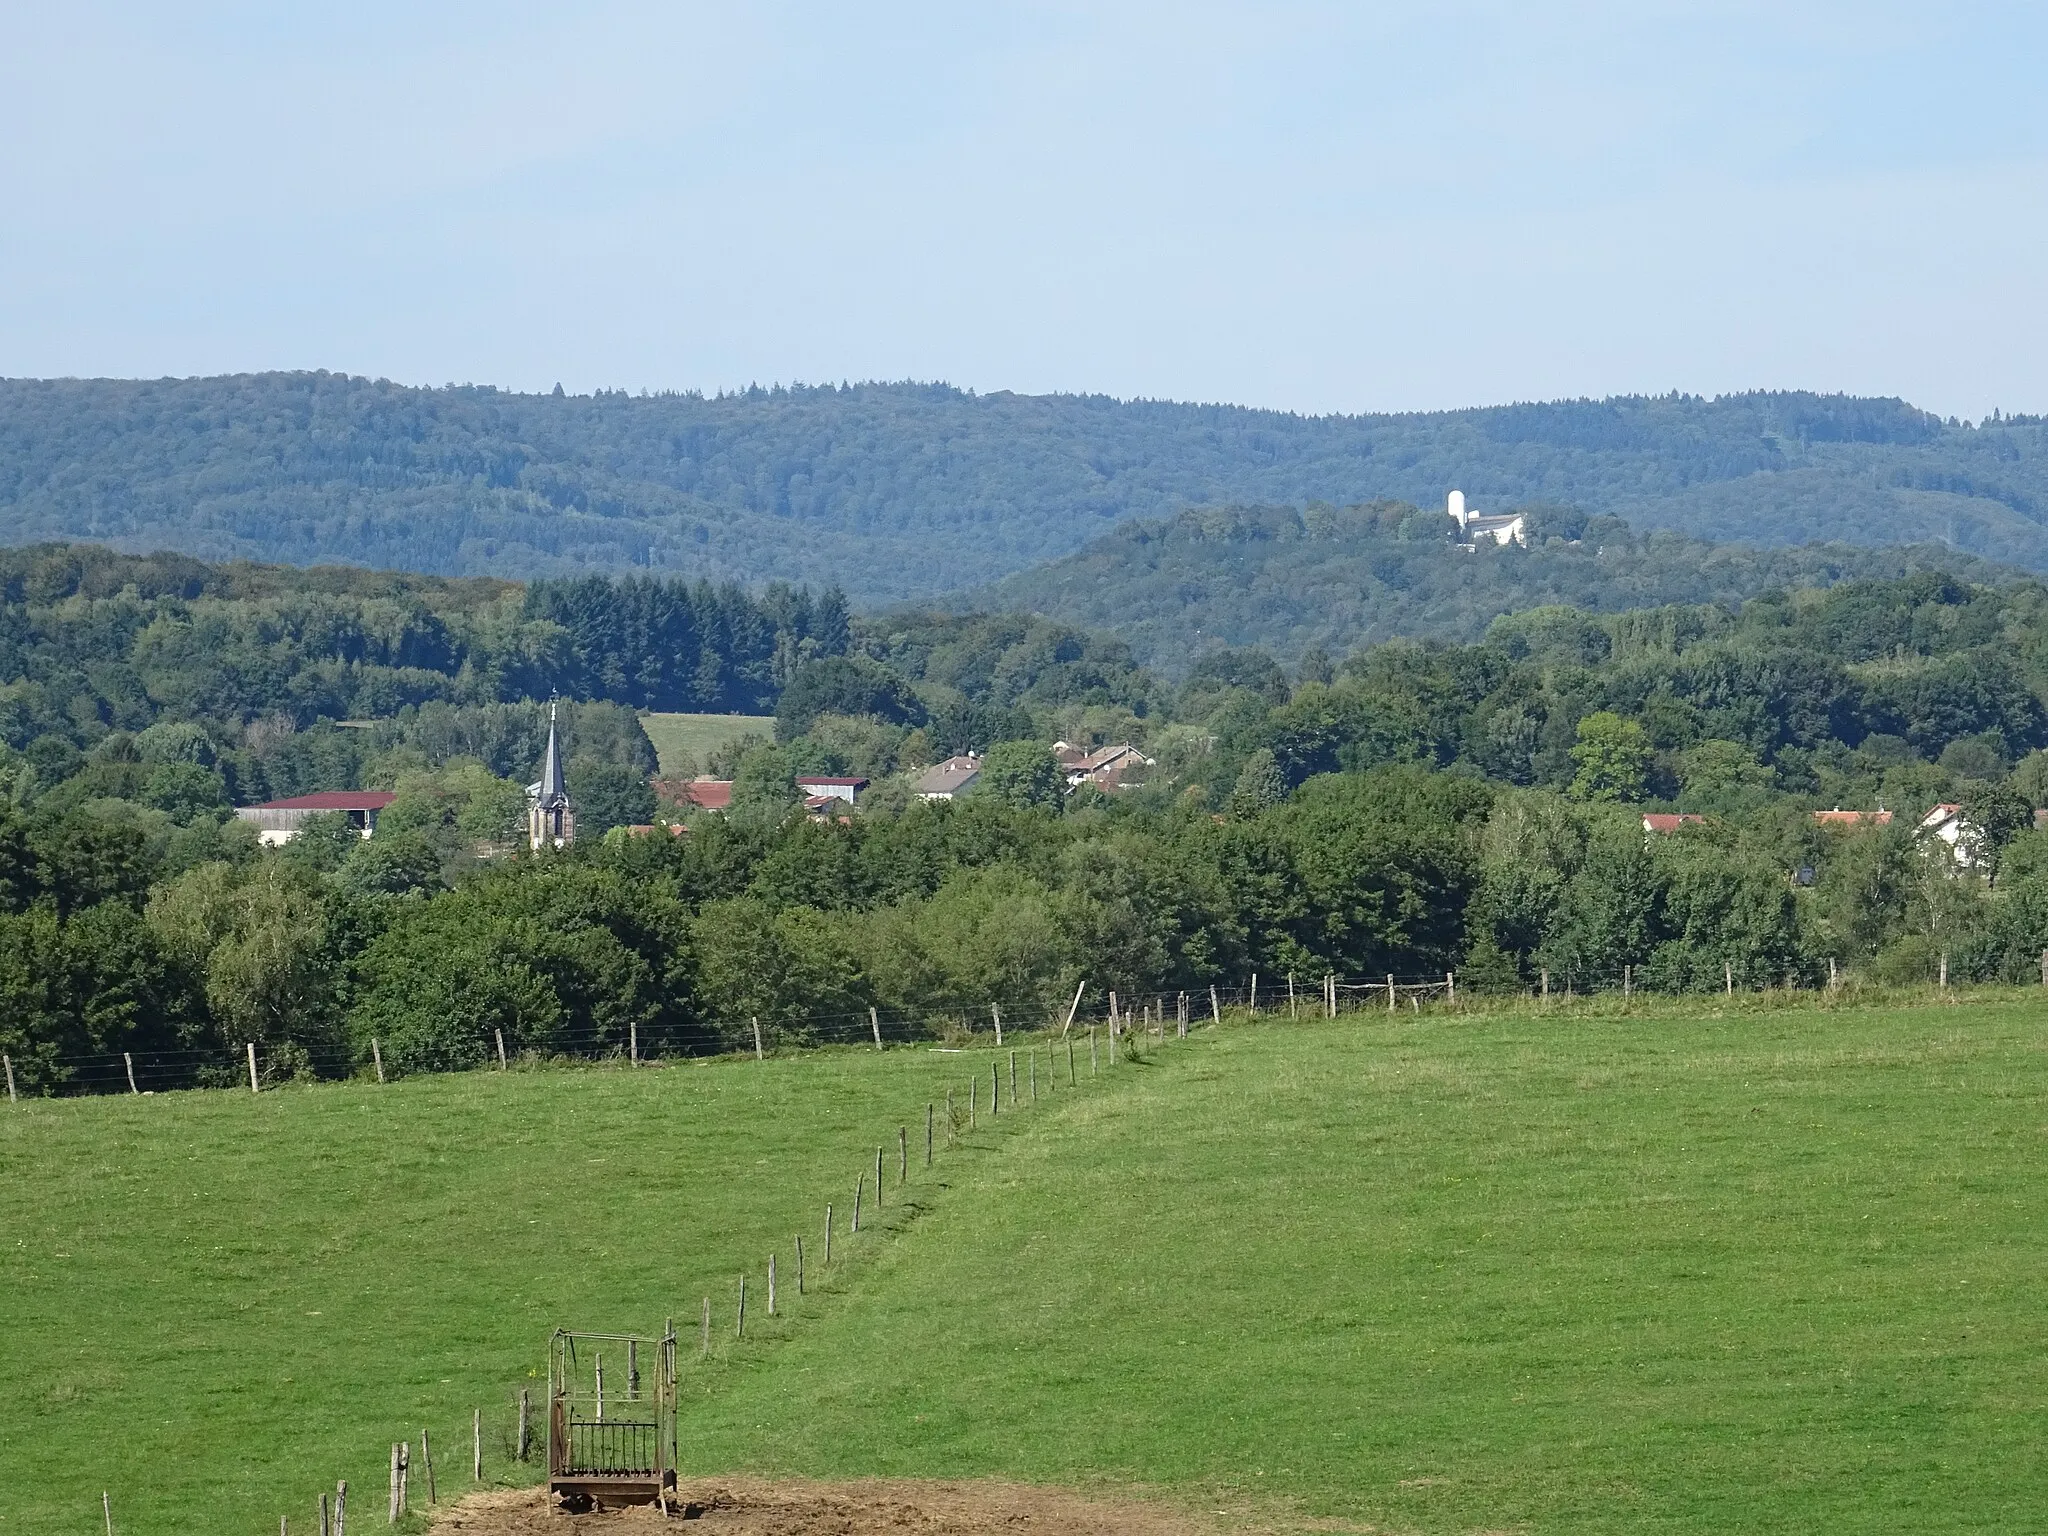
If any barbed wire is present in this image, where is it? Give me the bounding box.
[3,971,1491,1099]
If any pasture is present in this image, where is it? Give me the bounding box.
[636,713,775,778]
[4,1000,2045,1533]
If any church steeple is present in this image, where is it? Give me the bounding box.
[527,700,575,850]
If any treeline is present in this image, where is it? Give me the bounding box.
[976,500,2016,671]
[19,564,2048,1093]
[0,544,849,757]
[7,373,2048,602]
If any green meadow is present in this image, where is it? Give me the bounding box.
[635,712,775,778]
[5,1000,2046,1534]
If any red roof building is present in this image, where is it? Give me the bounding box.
[1642,813,1706,834]
[234,790,397,845]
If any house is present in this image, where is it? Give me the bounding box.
[803,795,855,823]
[1053,741,1156,791]
[660,778,733,813]
[796,775,868,805]
[914,755,981,800]
[1642,813,1705,834]
[526,704,575,850]
[1447,489,1527,549]
[234,790,397,847]
[1919,802,1982,867]
[1813,808,1894,828]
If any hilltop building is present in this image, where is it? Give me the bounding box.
[1447,490,1527,549]
[527,704,576,850]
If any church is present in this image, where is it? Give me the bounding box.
[1447,489,1527,548]
[527,705,576,850]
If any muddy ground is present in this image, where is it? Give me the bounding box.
[427,1477,1223,1535]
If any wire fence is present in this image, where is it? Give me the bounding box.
[3,969,1499,1101]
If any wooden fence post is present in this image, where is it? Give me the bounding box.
[926,1103,934,1165]
[701,1296,711,1354]
[1067,1037,1076,1085]
[1009,1051,1017,1104]
[103,1492,113,1536]
[1089,1026,1098,1075]
[852,1173,863,1232]
[495,1030,508,1070]
[876,1145,885,1203]
[992,1059,1000,1112]
[1623,964,1632,1002]
[1939,952,1949,992]
[870,1007,882,1049]
[736,1275,746,1338]
[824,1204,833,1265]
[515,1391,527,1465]
[1209,985,1220,1023]
[1062,979,1086,1037]
[421,1427,437,1503]
[3,1053,13,1103]
[472,1408,481,1481]
[1386,974,1395,1012]
[899,1125,908,1180]
[1288,973,1296,1018]
[992,1003,1003,1045]
[124,1052,138,1095]
[795,1234,805,1295]
[371,1039,384,1084]
[767,1252,776,1316]
[319,1491,330,1536]
[751,1016,764,1061]
[388,1440,400,1525]
[1249,973,1258,1013]
[1030,1052,1037,1104]
[1724,961,1733,996]
[336,1481,347,1536]
[247,1041,259,1092]
[1541,968,1550,1002]
[970,1074,977,1128]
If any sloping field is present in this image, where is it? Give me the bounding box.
[5,1004,2046,1534]
[637,712,774,778]
[684,1004,2048,1533]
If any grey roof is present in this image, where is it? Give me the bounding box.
[531,707,569,804]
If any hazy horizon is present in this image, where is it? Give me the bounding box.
[6,4,2046,421]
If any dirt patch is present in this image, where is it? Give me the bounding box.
[429,1476,1218,1535]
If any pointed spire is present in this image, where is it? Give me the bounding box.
[538,699,566,802]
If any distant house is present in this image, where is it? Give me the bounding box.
[662,778,734,813]
[1446,489,1527,549]
[1919,802,1983,867]
[1053,741,1156,791]
[797,775,868,805]
[1642,813,1706,835]
[1813,808,1894,828]
[235,790,396,847]
[914,755,981,800]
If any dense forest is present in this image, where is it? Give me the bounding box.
[5,374,2048,602]
[975,500,2011,672]
[14,543,2048,1093]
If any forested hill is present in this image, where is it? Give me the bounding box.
[5,373,2048,603]
[974,501,2016,673]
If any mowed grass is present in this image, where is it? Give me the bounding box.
[0,1046,995,1535]
[684,1004,2048,1533]
[637,712,774,777]
[6,1005,2048,1535]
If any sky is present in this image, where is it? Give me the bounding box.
[3,2,2045,419]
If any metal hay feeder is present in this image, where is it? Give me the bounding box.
[546,1326,678,1512]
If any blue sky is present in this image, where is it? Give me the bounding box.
[3,2,2044,418]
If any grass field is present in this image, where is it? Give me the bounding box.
[636,712,775,778]
[6,1002,2047,1533]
